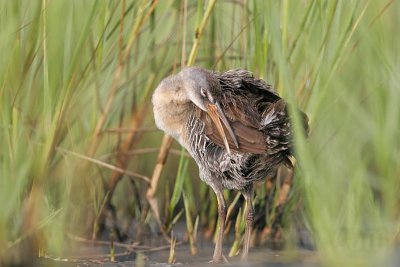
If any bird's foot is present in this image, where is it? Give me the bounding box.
[240,252,248,262]
[209,254,229,264]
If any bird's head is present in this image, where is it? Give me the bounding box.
[179,67,221,111]
[178,67,239,152]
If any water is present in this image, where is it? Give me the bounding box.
[37,222,398,267]
[38,235,318,267]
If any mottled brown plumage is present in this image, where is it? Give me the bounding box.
[152,67,309,262]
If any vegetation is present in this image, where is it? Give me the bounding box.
[0,0,399,266]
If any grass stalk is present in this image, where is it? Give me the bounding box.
[168,231,176,264]
[187,0,217,66]
[183,191,197,255]
[228,207,243,257]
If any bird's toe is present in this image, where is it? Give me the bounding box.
[209,254,229,264]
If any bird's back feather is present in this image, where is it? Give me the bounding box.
[201,69,308,157]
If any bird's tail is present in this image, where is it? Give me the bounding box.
[260,99,309,158]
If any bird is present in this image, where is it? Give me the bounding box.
[152,67,309,262]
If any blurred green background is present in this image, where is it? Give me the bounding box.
[1,0,399,266]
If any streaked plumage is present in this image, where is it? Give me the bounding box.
[152,67,309,262]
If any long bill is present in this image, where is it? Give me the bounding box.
[207,102,239,154]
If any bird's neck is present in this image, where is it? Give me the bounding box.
[152,76,193,141]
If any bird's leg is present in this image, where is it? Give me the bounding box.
[241,187,254,261]
[212,190,227,263]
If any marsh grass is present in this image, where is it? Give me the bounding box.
[1,1,399,266]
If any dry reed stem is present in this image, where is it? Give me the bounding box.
[123,148,190,157]
[213,20,251,68]
[57,147,150,183]
[277,169,293,206]
[69,233,183,253]
[146,134,173,241]
[350,0,394,54]
[103,127,158,133]
[181,0,188,67]
[168,231,177,264]
[39,251,133,264]
[98,149,191,161]
[105,91,155,202]
[187,0,217,66]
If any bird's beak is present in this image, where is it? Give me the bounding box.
[207,102,239,154]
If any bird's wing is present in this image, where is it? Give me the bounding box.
[202,102,267,154]
[202,69,286,154]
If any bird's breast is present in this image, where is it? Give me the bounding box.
[153,102,189,141]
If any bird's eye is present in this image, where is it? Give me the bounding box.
[200,87,207,98]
